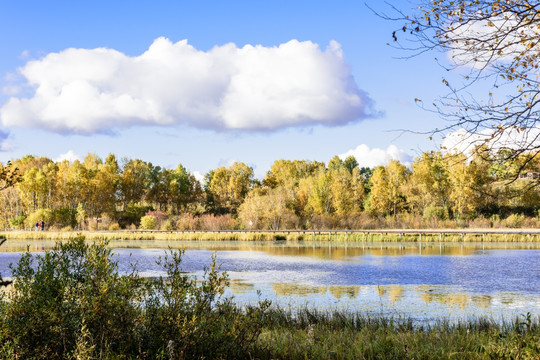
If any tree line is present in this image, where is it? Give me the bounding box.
[1,147,540,231]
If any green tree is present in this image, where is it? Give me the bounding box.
[119,158,151,210]
[208,162,254,214]
[343,155,359,174]
[406,151,450,215]
[169,164,203,215]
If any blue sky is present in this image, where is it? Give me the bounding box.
[0,0,451,178]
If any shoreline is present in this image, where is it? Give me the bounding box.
[3,228,540,242]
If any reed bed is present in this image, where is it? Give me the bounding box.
[254,308,540,359]
[3,230,540,243]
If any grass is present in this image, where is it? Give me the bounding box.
[3,229,540,243]
[254,308,540,359]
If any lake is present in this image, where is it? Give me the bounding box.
[1,239,539,323]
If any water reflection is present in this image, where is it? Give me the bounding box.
[227,281,539,321]
[3,239,540,258]
[1,239,539,323]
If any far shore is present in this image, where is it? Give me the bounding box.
[2,228,540,242]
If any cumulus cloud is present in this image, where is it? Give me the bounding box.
[339,144,412,168]
[442,127,540,155]
[192,171,205,184]
[0,38,375,134]
[447,12,539,69]
[55,150,81,163]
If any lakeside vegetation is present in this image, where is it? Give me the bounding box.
[4,229,540,243]
[0,237,539,359]
[3,148,540,233]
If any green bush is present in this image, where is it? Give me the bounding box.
[52,207,77,229]
[8,215,26,230]
[108,223,121,231]
[24,209,53,230]
[119,202,153,228]
[503,213,526,228]
[424,206,449,221]
[139,215,157,230]
[0,236,270,359]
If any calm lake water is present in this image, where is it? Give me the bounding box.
[1,240,539,323]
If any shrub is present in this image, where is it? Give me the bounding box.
[0,236,270,359]
[119,202,153,228]
[198,214,238,230]
[159,219,175,231]
[0,237,143,358]
[108,223,121,231]
[139,215,157,230]
[52,207,77,229]
[424,206,449,221]
[503,214,526,228]
[145,210,168,227]
[176,214,199,230]
[25,209,53,230]
[9,215,26,230]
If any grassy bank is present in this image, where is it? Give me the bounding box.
[254,308,540,359]
[3,229,540,243]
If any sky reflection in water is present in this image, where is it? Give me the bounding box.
[0,240,539,323]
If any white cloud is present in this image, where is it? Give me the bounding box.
[0,38,375,134]
[447,12,539,69]
[55,150,81,163]
[339,144,412,168]
[192,171,204,183]
[442,127,540,155]
[217,158,239,167]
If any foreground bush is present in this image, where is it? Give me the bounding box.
[0,236,270,359]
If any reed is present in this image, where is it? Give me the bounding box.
[254,308,540,359]
[3,230,540,243]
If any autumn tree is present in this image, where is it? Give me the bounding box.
[0,161,22,229]
[0,161,20,192]
[55,160,88,210]
[207,162,254,214]
[17,167,51,212]
[368,166,391,216]
[238,187,296,230]
[343,155,359,174]
[119,158,151,210]
[169,164,203,215]
[391,1,540,164]
[307,170,333,214]
[263,159,325,189]
[446,153,481,218]
[405,151,451,215]
[368,161,408,216]
[89,154,120,216]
